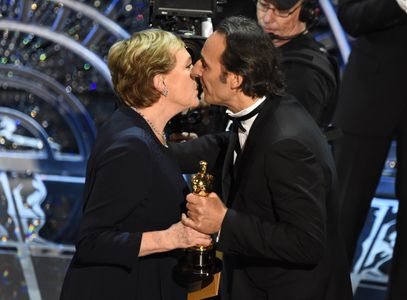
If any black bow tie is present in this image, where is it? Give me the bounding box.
[227,100,266,132]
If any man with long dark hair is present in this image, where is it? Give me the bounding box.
[172,16,352,300]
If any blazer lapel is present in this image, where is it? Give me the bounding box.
[231,97,279,194]
[222,130,236,203]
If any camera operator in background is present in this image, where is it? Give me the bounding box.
[256,0,339,137]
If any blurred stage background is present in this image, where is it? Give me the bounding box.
[0,0,398,299]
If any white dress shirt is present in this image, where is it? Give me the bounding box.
[226,96,267,162]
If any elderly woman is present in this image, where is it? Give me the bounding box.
[60,29,211,300]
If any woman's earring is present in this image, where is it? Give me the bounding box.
[162,88,168,97]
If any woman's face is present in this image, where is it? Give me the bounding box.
[165,48,199,111]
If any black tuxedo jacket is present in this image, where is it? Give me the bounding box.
[171,95,352,300]
[334,0,407,136]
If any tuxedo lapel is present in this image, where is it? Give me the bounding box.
[222,130,236,203]
[231,97,278,195]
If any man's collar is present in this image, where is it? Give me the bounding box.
[226,96,267,118]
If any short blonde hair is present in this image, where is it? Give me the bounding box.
[108,29,185,107]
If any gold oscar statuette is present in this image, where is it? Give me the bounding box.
[188,160,214,266]
[174,161,221,299]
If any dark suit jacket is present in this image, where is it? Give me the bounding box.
[334,0,407,136]
[171,96,352,300]
[281,33,338,128]
[60,106,188,300]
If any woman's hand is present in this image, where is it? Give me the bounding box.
[167,216,213,249]
[139,217,212,257]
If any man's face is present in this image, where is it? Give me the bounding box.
[256,0,303,43]
[191,32,234,107]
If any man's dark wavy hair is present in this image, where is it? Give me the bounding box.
[216,16,285,98]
